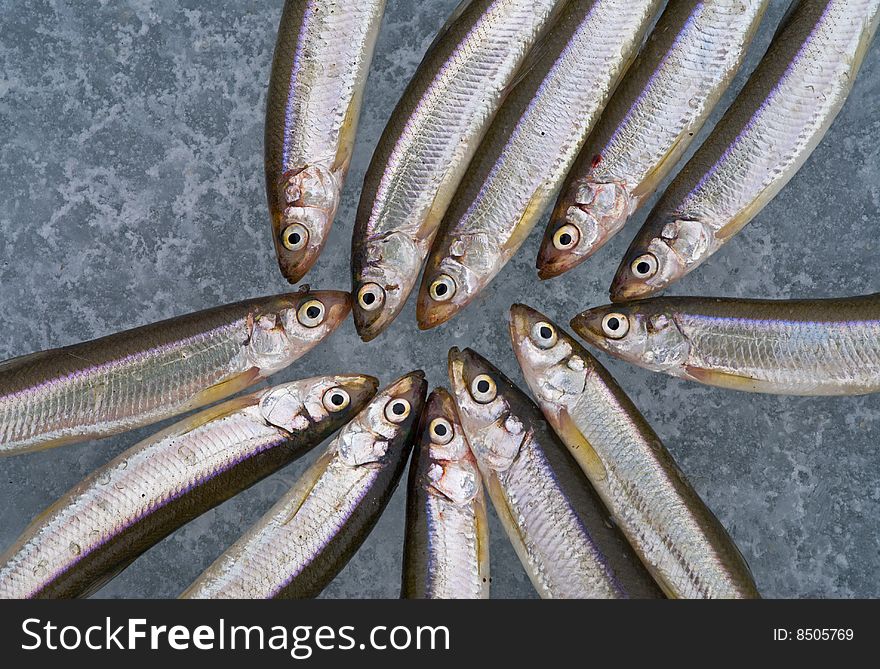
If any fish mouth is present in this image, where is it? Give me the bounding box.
[535,221,587,279]
[609,266,657,303]
[536,243,583,280]
[274,243,325,285]
[301,289,352,329]
[382,370,428,411]
[416,289,462,330]
[507,303,542,349]
[569,308,610,351]
[424,387,457,421]
[447,347,496,392]
[352,282,403,342]
[335,374,381,409]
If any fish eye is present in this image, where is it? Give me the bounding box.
[531,321,558,349]
[601,313,630,339]
[385,398,412,423]
[357,283,385,312]
[630,253,658,279]
[429,274,456,302]
[470,374,497,404]
[429,417,454,445]
[322,388,351,412]
[281,223,308,251]
[297,299,326,328]
[552,224,580,251]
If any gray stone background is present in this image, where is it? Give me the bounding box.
[0,0,877,599]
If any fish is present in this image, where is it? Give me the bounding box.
[351,0,567,341]
[0,374,378,599]
[447,347,663,598]
[537,0,769,279]
[571,293,880,395]
[610,0,880,301]
[509,304,760,598]
[416,0,664,330]
[181,371,426,599]
[0,290,350,456]
[401,387,489,599]
[266,0,386,283]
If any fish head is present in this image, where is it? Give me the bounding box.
[352,232,423,341]
[417,234,495,330]
[447,348,528,474]
[508,304,594,410]
[610,216,711,301]
[570,301,690,374]
[246,290,351,374]
[416,388,481,506]
[538,180,632,279]
[336,370,427,467]
[258,374,379,434]
[272,165,340,283]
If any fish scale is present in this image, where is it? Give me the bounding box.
[0,292,351,455]
[680,312,880,390]
[183,373,424,599]
[0,375,376,598]
[352,0,567,340]
[613,0,880,300]
[448,347,663,598]
[402,388,488,599]
[573,295,880,395]
[500,435,621,599]
[266,0,386,283]
[511,305,759,597]
[417,0,663,329]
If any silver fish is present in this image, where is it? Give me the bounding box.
[510,304,759,598]
[538,0,769,278]
[572,293,880,395]
[417,0,664,330]
[266,0,386,283]
[402,387,489,599]
[611,0,880,300]
[352,0,567,340]
[0,290,350,456]
[182,371,426,599]
[0,374,378,599]
[448,347,663,598]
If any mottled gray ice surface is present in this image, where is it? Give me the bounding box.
[0,0,878,599]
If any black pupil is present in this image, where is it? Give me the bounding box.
[636,262,650,274]
[306,306,320,319]
[434,423,448,437]
[539,326,552,339]
[362,292,376,305]
[434,283,448,296]
[559,233,572,245]
[331,393,344,406]
[477,379,490,393]
[392,402,406,415]
[607,318,620,331]
[290,232,301,244]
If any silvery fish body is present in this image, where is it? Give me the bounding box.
[611,0,880,300]
[509,304,759,598]
[182,372,426,599]
[0,291,350,456]
[448,347,663,599]
[402,388,489,599]
[352,0,567,340]
[266,0,386,283]
[0,375,377,599]
[572,294,880,395]
[538,0,769,279]
[417,0,664,329]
